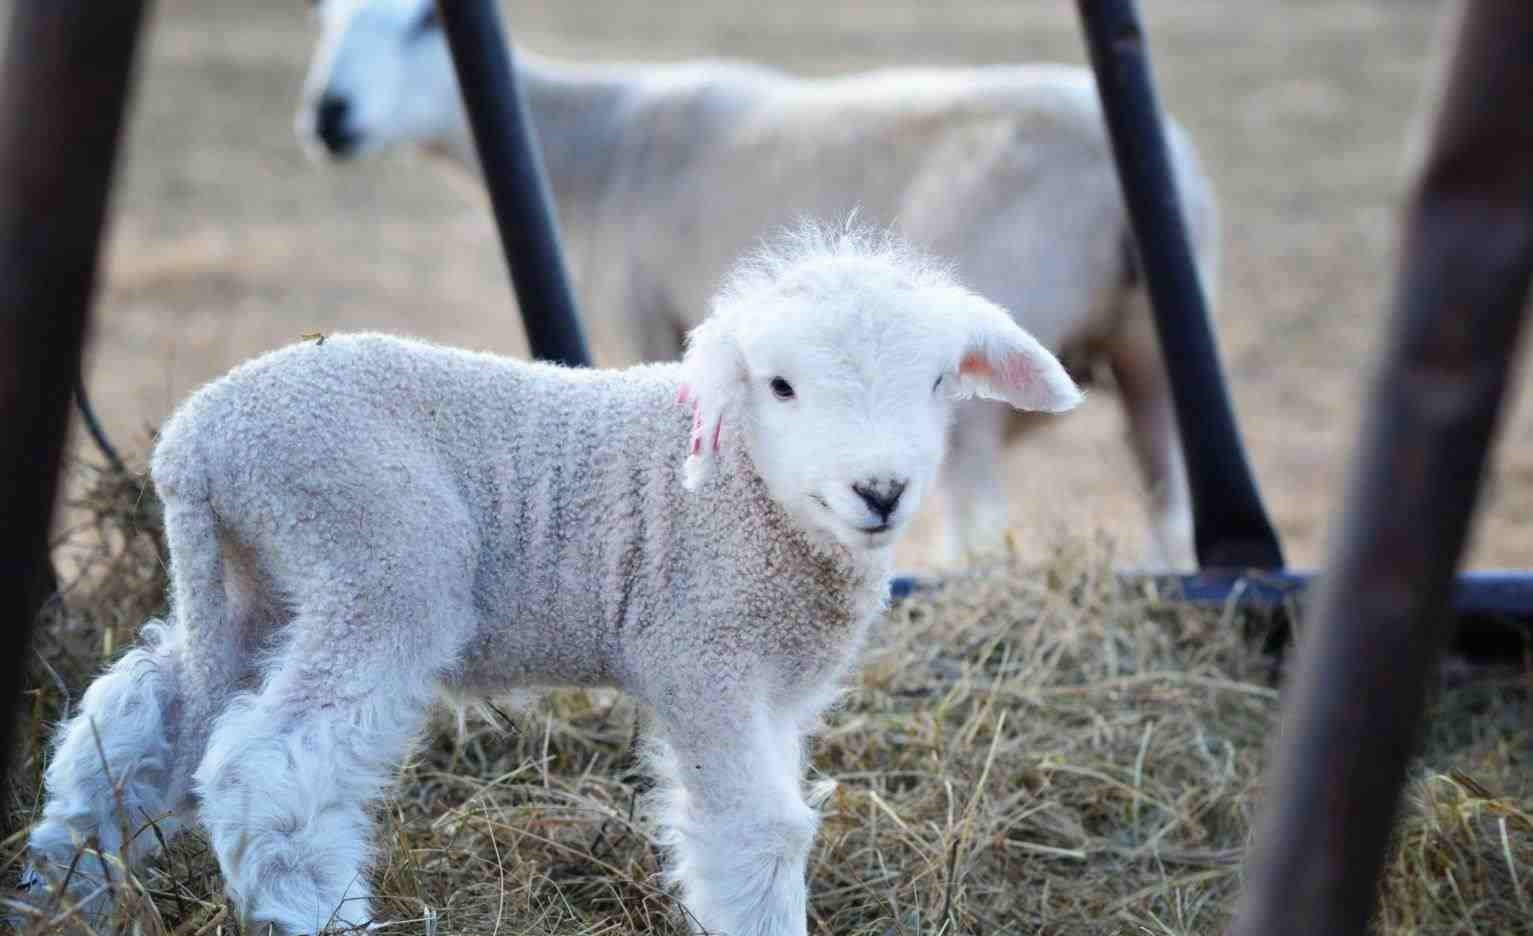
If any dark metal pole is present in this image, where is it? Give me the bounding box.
[436,0,591,368]
[0,0,152,777]
[1229,3,1533,933]
[1076,0,1285,570]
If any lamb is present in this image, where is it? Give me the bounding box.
[22,227,1083,936]
[296,0,1217,571]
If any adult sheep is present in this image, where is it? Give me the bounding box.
[22,227,1082,936]
[297,0,1217,571]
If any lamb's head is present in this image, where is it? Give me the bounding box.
[297,0,462,160]
[679,230,1083,552]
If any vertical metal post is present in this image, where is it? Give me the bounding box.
[0,1,152,778]
[1077,0,1285,570]
[436,0,591,368]
[1229,3,1533,933]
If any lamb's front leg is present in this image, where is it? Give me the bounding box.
[651,698,817,936]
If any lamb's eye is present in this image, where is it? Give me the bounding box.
[933,374,944,393]
[770,377,796,401]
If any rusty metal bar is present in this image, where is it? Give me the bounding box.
[435,0,591,367]
[0,0,151,779]
[1076,0,1285,570]
[1228,2,1533,933]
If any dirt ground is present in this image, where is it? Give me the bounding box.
[54,0,1533,570]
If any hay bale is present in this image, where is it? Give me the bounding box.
[4,456,1528,934]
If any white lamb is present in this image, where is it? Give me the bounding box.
[23,228,1082,935]
[296,0,1217,571]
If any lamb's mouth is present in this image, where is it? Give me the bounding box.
[857,524,896,549]
[809,493,895,542]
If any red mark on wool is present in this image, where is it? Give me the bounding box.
[676,383,692,406]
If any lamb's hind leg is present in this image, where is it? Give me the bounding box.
[194,590,472,935]
[22,619,193,921]
[23,494,230,920]
[651,694,817,936]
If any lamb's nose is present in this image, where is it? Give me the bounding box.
[315,94,357,155]
[852,479,907,522]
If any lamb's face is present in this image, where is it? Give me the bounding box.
[679,251,1085,554]
[735,283,962,551]
[297,0,462,160]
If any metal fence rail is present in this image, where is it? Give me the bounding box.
[1076,0,1285,571]
[1228,2,1533,932]
[436,0,591,368]
[0,0,153,782]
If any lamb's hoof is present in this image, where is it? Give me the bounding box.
[6,865,111,932]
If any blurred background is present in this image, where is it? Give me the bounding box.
[56,0,1529,570]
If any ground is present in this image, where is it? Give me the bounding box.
[55,0,1533,571]
[4,1,1532,934]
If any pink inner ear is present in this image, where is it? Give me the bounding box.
[960,350,1035,393]
[958,352,994,380]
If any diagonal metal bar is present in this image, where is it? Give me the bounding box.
[1076,0,1285,570]
[435,0,590,368]
[1228,2,1533,933]
[0,0,153,780]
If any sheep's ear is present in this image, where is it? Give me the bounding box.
[676,315,747,491]
[952,292,1084,413]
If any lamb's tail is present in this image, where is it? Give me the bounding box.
[21,491,226,925]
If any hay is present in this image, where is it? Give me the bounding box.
[3,457,1529,935]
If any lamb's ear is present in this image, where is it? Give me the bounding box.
[676,314,747,491]
[952,291,1084,413]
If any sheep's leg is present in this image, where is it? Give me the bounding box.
[194,666,426,934]
[937,398,1016,563]
[652,698,816,936]
[193,597,462,935]
[22,620,193,921]
[23,495,230,919]
[1107,299,1197,572]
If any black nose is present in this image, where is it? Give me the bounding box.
[314,94,357,155]
[853,480,907,523]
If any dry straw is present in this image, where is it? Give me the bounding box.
[4,456,1528,934]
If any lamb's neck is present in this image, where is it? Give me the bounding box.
[437,52,631,202]
[525,55,636,199]
[702,437,894,602]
